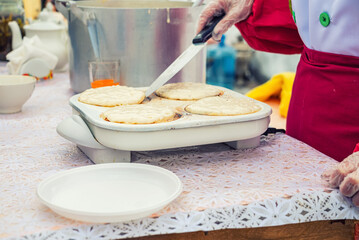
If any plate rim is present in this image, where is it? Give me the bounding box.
[37,163,183,217]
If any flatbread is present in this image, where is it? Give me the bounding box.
[185,96,261,116]
[100,104,178,124]
[155,82,223,100]
[78,86,145,107]
[143,95,194,112]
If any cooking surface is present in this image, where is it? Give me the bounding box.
[70,88,272,132]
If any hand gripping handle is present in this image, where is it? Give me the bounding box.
[192,13,225,44]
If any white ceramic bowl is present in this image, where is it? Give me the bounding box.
[0,75,36,114]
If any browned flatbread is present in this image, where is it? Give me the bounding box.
[185,96,261,116]
[79,85,145,107]
[143,94,194,113]
[155,82,223,100]
[100,104,179,124]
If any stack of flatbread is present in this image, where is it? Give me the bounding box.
[78,82,261,124]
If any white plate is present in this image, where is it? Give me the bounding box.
[37,163,182,223]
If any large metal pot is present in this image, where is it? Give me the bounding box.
[56,0,205,93]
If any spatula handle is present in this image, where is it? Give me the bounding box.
[192,13,225,44]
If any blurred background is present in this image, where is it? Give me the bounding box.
[206,26,300,94]
[0,0,54,61]
[1,0,300,93]
[0,0,300,129]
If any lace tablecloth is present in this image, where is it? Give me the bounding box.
[1,64,359,239]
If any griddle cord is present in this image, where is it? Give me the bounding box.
[262,127,286,136]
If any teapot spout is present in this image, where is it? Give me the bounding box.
[8,21,23,50]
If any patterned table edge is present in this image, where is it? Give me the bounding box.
[10,189,359,240]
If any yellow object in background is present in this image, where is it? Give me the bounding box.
[23,0,41,20]
[246,72,295,118]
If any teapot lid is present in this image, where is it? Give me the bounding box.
[24,20,65,31]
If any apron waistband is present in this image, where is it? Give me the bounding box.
[304,46,359,68]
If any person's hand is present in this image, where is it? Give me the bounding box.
[321,152,359,206]
[196,0,254,41]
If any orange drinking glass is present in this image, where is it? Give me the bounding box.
[88,60,120,88]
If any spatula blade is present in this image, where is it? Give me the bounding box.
[145,43,205,97]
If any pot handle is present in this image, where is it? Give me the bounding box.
[87,15,100,59]
[55,0,72,20]
[55,0,100,59]
[55,0,92,25]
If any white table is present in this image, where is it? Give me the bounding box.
[1,63,358,239]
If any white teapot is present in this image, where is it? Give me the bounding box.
[8,10,69,72]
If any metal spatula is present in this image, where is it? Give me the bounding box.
[145,14,225,97]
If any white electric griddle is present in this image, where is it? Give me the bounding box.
[57,87,272,164]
